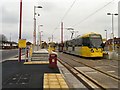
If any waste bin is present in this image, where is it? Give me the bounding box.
[49,53,57,68]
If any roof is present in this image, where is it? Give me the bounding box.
[81,32,100,38]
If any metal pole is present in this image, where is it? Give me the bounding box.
[19,0,22,62]
[40,31,41,49]
[33,6,36,51]
[106,30,107,41]
[37,26,39,50]
[105,30,107,41]
[61,22,63,51]
[52,35,53,42]
[38,25,43,49]
[112,14,115,51]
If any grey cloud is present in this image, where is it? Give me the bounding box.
[39,1,64,13]
[2,5,19,24]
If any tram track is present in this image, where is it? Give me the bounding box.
[60,52,119,80]
[66,55,119,81]
[58,52,119,89]
[58,58,106,90]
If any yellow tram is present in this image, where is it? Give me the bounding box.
[48,42,56,52]
[63,32,104,58]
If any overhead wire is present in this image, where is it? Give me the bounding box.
[61,0,77,21]
[72,0,115,28]
[52,0,77,34]
[51,0,116,42]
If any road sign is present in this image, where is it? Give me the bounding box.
[18,39,26,48]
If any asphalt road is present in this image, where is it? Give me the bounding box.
[1,49,25,60]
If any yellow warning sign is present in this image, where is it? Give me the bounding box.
[18,39,26,48]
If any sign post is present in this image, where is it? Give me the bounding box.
[19,0,22,62]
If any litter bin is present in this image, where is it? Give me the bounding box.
[49,53,57,68]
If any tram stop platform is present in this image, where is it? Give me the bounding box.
[2,49,87,89]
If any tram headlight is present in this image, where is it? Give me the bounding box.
[91,49,94,53]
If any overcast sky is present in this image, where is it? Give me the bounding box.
[1,0,119,43]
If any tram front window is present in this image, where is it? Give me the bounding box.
[90,36,102,48]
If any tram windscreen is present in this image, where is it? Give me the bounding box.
[90,35,102,48]
[49,42,55,47]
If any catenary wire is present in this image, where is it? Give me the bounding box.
[72,0,115,28]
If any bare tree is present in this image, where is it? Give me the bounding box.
[0,34,8,42]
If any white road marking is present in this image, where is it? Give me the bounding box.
[107,71,115,73]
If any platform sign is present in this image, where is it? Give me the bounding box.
[18,39,26,48]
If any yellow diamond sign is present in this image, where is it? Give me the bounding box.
[18,39,26,48]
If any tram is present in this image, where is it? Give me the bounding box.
[63,32,104,58]
[48,42,56,52]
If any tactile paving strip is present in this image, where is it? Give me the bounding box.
[43,73,69,89]
[24,61,49,65]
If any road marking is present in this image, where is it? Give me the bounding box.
[107,71,115,73]
[0,53,25,63]
[0,59,6,63]
[109,65,118,68]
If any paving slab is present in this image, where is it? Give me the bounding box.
[2,60,60,89]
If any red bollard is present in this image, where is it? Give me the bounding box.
[49,53,57,68]
[26,47,29,62]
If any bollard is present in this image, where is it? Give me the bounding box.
[26,48,28,62]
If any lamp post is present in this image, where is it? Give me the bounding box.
[107,13,118,51]
[33,6,42,50]
[61,22,63,52]
[19,0,22,62]
[104,30,107,41]
[38,25,43,50]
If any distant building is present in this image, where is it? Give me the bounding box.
[1,41,18,49]
[0,34,18,49]
[105,38,120,53]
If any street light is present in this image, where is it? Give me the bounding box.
[104,30,107,41]
[38,25,43,49]
[33,5,42,48]
[107,13,118,51]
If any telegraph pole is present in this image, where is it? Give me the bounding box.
[19,0,22,62]
[61,22,63,51]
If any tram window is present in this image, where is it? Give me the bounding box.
[72,39,76,46]
[82,37,90,46]
[68,41,72,46]
[74,39,77,46]
[76,39,79,46]
[76,38,82,46]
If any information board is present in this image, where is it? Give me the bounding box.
[18,39,26,48]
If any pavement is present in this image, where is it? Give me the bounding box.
[2,60,60,89]
[2,49,87,89]
[103,51,120,60]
